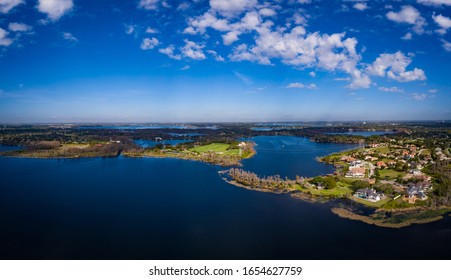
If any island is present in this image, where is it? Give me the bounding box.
[1,121,450,228]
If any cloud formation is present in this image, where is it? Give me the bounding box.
[63,32,77,41]
[367,51,426,82]
[0,27,13,46]
[386,5,425,34]
[353,3,368,11]
[378,86,404,93]
[0,0,23,14]
[139,0,160,10]
[433,14,451,34]
[210,0,257,17]
[37,0,74,21]
[417,0,451,6]
[8,22,32,32]
[140,37,159,50]
[286,82,318,89]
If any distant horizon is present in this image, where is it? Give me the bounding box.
[1,119,450,125]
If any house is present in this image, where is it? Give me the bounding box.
[354,188,383,201]
[376,161,387,168]
[410,169,421,175]
[346,167,365,178]
[406,186,428,202]
[387,160,396,166]
[365,156,378,161]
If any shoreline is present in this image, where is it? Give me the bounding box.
[331,207,449,228]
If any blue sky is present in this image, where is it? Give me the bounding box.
[0,0,450,123]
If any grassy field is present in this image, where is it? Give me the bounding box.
[188,143,240,156]
[306,186,353,197]
[350,196,392,207]
[379,169,403,179]
[372,147,390,154]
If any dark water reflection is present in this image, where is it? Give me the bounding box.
[0,140,449,260]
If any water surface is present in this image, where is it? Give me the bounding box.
[0,141,449,260]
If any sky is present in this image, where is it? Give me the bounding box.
[0,0,450,123]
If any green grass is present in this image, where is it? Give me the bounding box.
[350,196,392,207]
[188,143,240,156]
[372,147,390,154]
[306,186,353,197]
[189,143,230,153]
[379,169,404,179]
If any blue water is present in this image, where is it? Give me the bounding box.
[241,136,358,178]
[134,139,192,148]
[168,133,202,137]
[326,131,394,137]
[0,138,450,260]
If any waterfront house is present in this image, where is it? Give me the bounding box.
[354,188,383,202]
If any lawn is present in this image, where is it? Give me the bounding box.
[379,169,403,179]
[307,186,353,197]
[188,143,240,156]
[350,196,392,207]
[189,143,230,153]
[372,147,390,154]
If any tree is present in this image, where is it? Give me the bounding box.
[323,177,337,189]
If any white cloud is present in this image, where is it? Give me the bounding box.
[0,27,13,46]
[177,2,190,11]
[229,26,369,88]
[286,82,317,89]
[183,11,231,35]
[233,71,253,84]
[138,0,159,10]
[378,86,404,93]
[417,0,451,6]
[159,45,182,60]
[8,22,32,32]
[309,71,316,77]
[180,65,191,71]
[0,0,23,13]
[367,51,426,82]
[401,32,413,40]
[428,89,438,93]
[297,0,312,3]
[334,77,351,81]
[412,93,427,101]
[386,5,425,34]
[210,0,257,17]
[145,27,158,34]
[62,32,77,41]
[37,0,74,21]
[181,39,206,60]
[140,37,159,50]
[207,50,225,61]
[259,8,276,17]
[125,24,135,35]
[353,3,367,11]
[441,39,451,52]
[433,14,451,34]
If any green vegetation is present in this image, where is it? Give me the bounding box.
[379,169,404,179]
[306,186,352,197]
[189,143,240,156]
[350,196,391,208]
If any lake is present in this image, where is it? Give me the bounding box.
[326,131,395,137]
[134,139,192,148]
[0,137,450,260]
